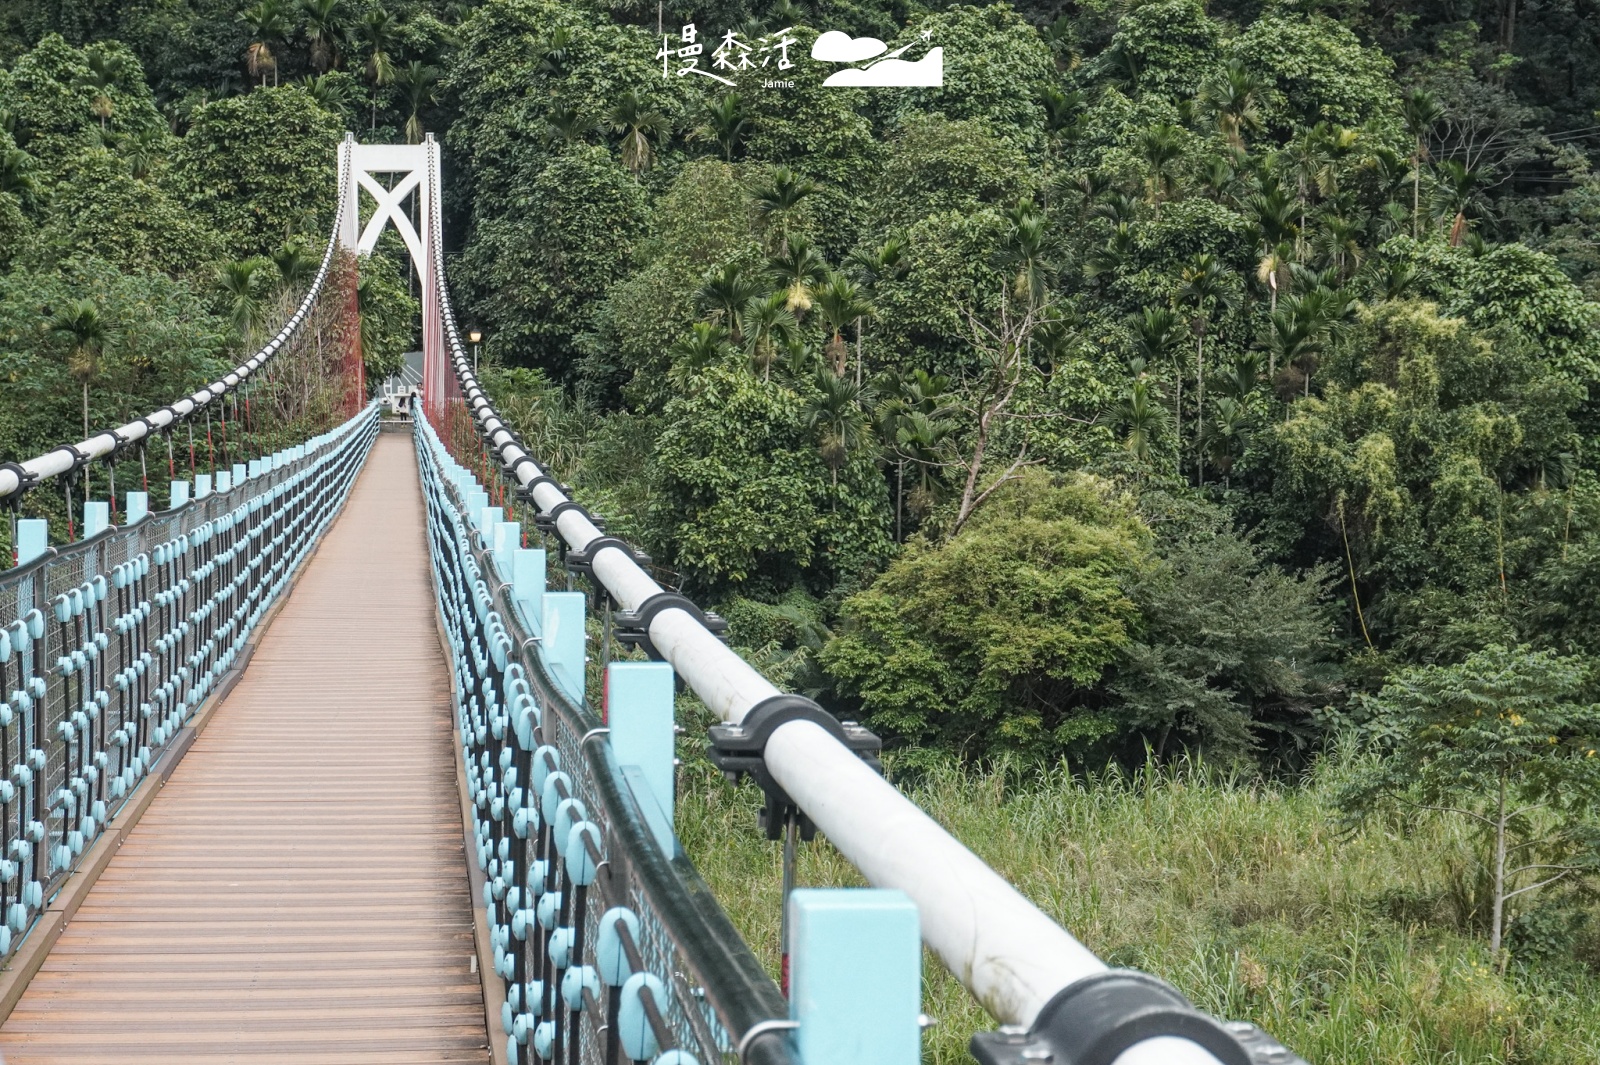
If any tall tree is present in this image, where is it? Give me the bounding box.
[1401,88,1444,238]
[49,299,108,440]
[300,0,346,74]
[1199,60,1263,150]
[805,368,875,494]
[1339,646,1600,958]
[608,89,669,174]
[814,271,873,379]
[240,0,291,87]
[218,259,267,345]
[393,61,439,144]
[356,10,398,129]
[695,93,749,162]
[1175,253,1239,483]
[749,166,816,247]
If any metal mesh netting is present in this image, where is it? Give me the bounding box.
[418,412,789,1065]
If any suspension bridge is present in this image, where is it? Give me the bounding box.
[0,135,1307,1065]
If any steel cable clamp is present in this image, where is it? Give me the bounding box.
[970,970,1306,1065]
[707,694,881,840]
[564,536,651,578]
[611,591,726,661]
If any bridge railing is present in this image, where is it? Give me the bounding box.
[0,403,378,959]
[421,139,1308,1065]
[418,410,800,1065]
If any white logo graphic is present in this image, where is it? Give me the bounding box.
[811,29,943,87]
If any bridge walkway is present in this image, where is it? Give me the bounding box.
[0,434,489,1064]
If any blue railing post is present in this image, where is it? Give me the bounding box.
[83,502,109,538]
[605,660,676,851]
[216,470,232,493]
[195,473,212,500]
[125,492,148,525]
[15,520,47,565]
[512,547,546,637]
[170,480,190,507]
[541,592,586,704]
[492,520,519,577]
[788,889,921,1065]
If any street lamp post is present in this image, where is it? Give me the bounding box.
[469,330,482,375]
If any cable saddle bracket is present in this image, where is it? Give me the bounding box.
[707,694,882,840]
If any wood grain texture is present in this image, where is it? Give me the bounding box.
[0,435,490,1064]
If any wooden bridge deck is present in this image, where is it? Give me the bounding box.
[0,434,490,1064]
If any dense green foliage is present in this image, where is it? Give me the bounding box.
[0,32,416,561]
[8,0,1600,1031]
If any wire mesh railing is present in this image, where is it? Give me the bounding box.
[417,410,798,1065]
[0,403,378,959]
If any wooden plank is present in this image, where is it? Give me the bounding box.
[0,436,490,1063]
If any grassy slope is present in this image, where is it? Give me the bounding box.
[676,751,1600,1064]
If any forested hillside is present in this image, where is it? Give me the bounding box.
[5,0,1600,1058]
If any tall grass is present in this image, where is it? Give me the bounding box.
[675,749,1600,1064]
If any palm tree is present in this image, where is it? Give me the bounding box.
[218,260,267,346]
[1175,253,1239,483]
[893,410,955,534]
[695,93,750,161]
[814,271,873,378]
[300,73,354,117]
[1108,376,1169,465]
[544,104,597,146]
[1432,159,1490,246]
[0,147,39,211]
[608,89,669,174]
[300,0,345,73]
[805,369,875,495]
[1255,242,1291,319]
[1082,223,1135,281]
[1200,156,1239,203]
[1245,184,1299,250]
[1402,88,1444,237]
[768,234,828,317]
[1040,86,1086,164]
[749,165,816,245]
[1266,293,1326,398]
[393,61,439,144]
[117,127,166,180]
[1130,307,1186,457]
[271,241,318,295]
[741,292,796,381]
[1315,213,1365,280]
[1203,396,1254,487]
[82,53,116,130]
[536,27,575,77]
[1199,60,1263,150]
[50,300,108,440]
[666,322,733,390]
[844,236,907,291]
[355,10,398,129]
[241,0,291,87]
[879,369,956,536]
[696,261,766,341]
[1138,123,1184,210]
[994,198,1053,305]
